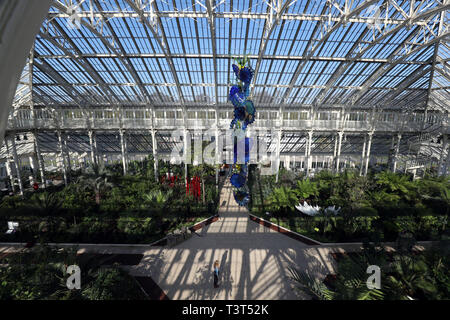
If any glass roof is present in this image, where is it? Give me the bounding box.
[19,0,447,112]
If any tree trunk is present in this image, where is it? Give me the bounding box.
[95,192,101,205]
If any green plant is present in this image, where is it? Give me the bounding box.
[31,192,63,216]
[77,176,113,205]
[294,179,318,201]
[266,186,298,214]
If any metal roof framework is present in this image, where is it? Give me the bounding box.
[3,0,450,164]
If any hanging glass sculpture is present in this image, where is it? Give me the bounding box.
[228,56,256,206]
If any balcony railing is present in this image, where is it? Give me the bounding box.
[6,108,446,134]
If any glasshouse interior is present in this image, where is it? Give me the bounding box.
[0,0,449,301]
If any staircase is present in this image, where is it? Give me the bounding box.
[403,121,448,173]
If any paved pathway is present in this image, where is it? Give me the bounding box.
[125,182,340,300]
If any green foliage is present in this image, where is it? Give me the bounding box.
[294,179,318,200]
[0,245,145,300]
[288,268,333,300]
[248,167,449,243]
[0,156,219,244]
[81,267,146,300]
[289,240,450,300]
[144,189,173,207]
[31,192,63,216]
[266,186,298,214]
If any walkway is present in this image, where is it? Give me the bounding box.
[125,182,340,300]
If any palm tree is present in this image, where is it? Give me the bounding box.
[294,179,318,201]
[288,268,333,300]
[144,189,173,208]
[288,260,385,300]
[76,176,113,205]
[267,186,298,214]
[32,192,63,216]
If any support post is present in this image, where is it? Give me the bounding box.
[275,130,282,183]
[184,129,189,186]
[88,130,97,166]
[443,135,450,176]
[29,155,36,185]
[119,129,127,175]
[151,129,158,182]
[336,131,343,173]
[215,128,220,188]
[438,134,448,176]
[305,131,313,177]
[360,134,366,176]
[5,139,16,193]
[364,132,373,176]
[9,137,23,195]
[332,133,338,173]
[33,132,46,187]
[393,134,402,173]
[63,132,72,174]
[57,130,68,186]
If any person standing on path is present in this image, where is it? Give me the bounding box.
[213,260,220,288]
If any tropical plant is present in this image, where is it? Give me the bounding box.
[294,179,318,201]
[31,192,63,216]
[77,176,113,204]
[374,171,416,202]
[288,264,385,300]
[288,268,333,300]
[144,189,173,207]
[266,186,298,214]
[0,244,145,300]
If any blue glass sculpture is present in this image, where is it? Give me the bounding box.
[228,56,256,207]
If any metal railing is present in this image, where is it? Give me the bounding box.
[6,108,446,134]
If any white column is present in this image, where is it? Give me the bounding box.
[304,134,309,171]
[33,132,46,186]
[333,133,338,173]
[5,140,16,193]
[88,130,97,165]
[119,129,127,175]
[305,131,313,176]
[275,130,282,183]
[393,134,402,173]
[364,132,373,176]
[29,155,36,185]
[285,155,291,171]
[438,134,447,176]
[336,131,343,173]
[57,130,68,186]
[63,133,72,173]
[443,136,450,176]
[8,137,23,195]
[215,128,220,187]
[151,129,158,181]
[360,134,366,176]
[184,129,189,186]
[93,132,99,164]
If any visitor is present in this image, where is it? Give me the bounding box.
[213,260,220,288]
